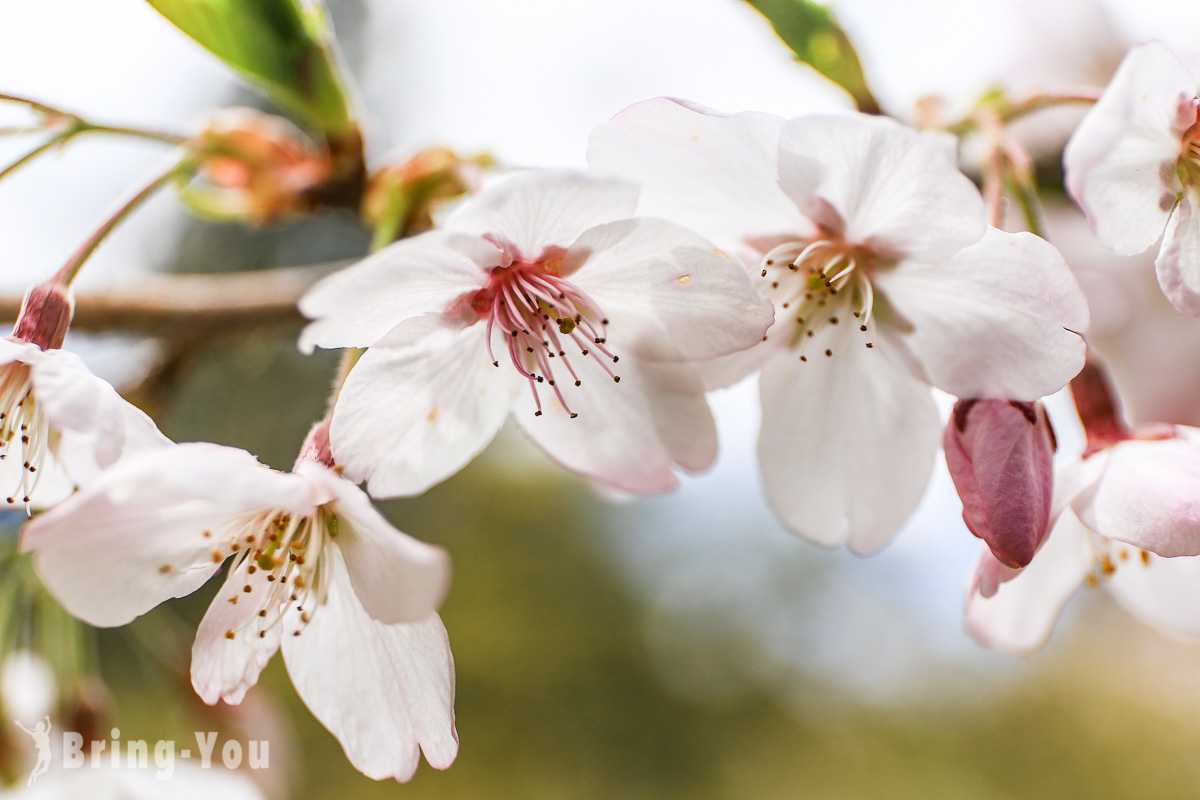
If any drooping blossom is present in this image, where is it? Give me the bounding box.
[944,398,1056,568]
[589,99,1089,552]
[967,357,1200,655]
[966,426,1200,656]
[0,281,169,509]
[21,426,457,783]
[300,169,774,497]
[1063,41,1200,321]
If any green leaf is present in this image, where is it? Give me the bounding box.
[145,0,355,136]
[743,0,880,114]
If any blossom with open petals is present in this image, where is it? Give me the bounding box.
[1063,41,1200,320]
[590,99,1089,552]
[21,431,456,783]
[300,169,774,497]
[967,426,1200,656]
[0,282,168,509]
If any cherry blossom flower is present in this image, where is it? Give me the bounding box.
[21,429,457,783]
[300,169,774,497]
[966,426,1200,656]
[0,281,168,509]
[589,99,1089,552]
[1063,41,1200,320]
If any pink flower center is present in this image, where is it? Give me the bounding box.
[1177,96,1200,187]
[758,236,878,362]
[471,257,620,418]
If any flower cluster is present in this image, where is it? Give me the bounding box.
[22,31,1200,788]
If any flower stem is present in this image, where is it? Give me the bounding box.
[998,89,1102,124]
[0,92,187,145]
[54,158,198,288]
[1070,350,1132,456]
[0,134,72,182]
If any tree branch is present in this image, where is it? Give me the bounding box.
[0,262,345,337]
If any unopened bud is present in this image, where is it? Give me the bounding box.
[188,107,333,224]
[944,399,1056,568]
[12,281,73,350]
[363,147,488,240]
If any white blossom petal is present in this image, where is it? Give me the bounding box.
[965,513,1092,657]
[587,97,812,259]
[513,355,715,493]
[298,232,498,353]
[1064,41,1193,255]
[191,556,283,705]
[563,218,774,362]
[778,114,985,262]
[757,330,941,553]
[21,444,314,627]
[330,314,517,498]
[282,548,457,782]
[443,170,637,261]
[1107,545,1200,639]
[1155,191,1200,320]
[1072,433,1200,557]
[297,461,450,624]
[874,229,1089,401]
[29,348,171,482]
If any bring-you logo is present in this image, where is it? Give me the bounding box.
[13,719,268,783]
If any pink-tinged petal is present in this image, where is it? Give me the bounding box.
[0,338,40,366]
[757,330,941,553]
[874,229,1089,402]
[191,557,282,705]
[282,548,457,782]
[588,97,812,259]
[778,114,985,262]
[944,400,1055,568]
[329,314,517,498]
[21,444,315,627]
[29,348,171,469]
[965,513,1092,657]
[513,355,715,493]
[298,232,498,353]
[443,170,637,261]
[1155,192,1200,320]
[563,218,773,362]
[1072,432,1200,556]
[1106,545,1200,639]
[1064,41,1193,255]
[296,461,450,624]
[971,548,1023,600]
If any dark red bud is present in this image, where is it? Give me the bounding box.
[12,281,73,350]
[944,399,1055,568]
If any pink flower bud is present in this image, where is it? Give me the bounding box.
[12,281,73,351]
[944,399,1056,568]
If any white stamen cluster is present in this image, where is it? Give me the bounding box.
[1081,531,1153,589]
[759,239,877,362]
[192,506,339,642]
[480,264,621,417]
[0,362,49,507]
